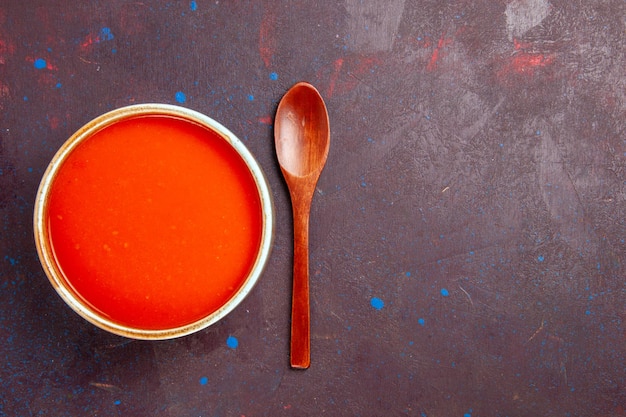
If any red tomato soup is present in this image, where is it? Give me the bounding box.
[45,115,263,330]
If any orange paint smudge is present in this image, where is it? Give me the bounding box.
[89,382,122,393]
[0,81,9,111]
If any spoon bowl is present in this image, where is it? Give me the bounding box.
[275,85,330,177]
[275,82,330,369]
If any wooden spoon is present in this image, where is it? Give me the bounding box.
[275,82,330,369]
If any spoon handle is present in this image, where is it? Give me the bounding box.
[290,191,313,369]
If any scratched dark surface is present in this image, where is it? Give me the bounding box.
[1,1,626,416]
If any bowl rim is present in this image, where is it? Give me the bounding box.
[33,103,274,340]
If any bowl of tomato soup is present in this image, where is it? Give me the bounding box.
[34,104,274,340]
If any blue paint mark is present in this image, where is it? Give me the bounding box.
[537,255,545,262]
[114,400,121,405]
[405,271,411,277]
[34,58,46,69]
[370,297,384,310]
[199,376,208,385]
[270,72,278,80]
[190,1,198,11]
[175,91,187,103]
[23,96,28,101]
[585,310,591,315]
[226,335,239,349]
[464,414,471,417]
[247,94,254,101]
[112,48,117,54]
[536,130,542,136]
[100,27,114,41]
[440,288,449,297]
[55,82,62,89]
[418,318,425,326]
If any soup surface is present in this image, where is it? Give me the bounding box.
[46,115,263,329]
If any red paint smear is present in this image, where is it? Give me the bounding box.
[316,55,382,98]
[327,58,344,98]
[513,38,532,51]
[0,38,16,54]
[426,33,453,71]
[48,115,61,130]
[259,9,277,68]
[25,56,58,71]
[80,33,101,50]
[0,38,16,65]
[0,8,16,65]
[257,116,272,125]
[505,52,555,76]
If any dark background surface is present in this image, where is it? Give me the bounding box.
[1,1,625,416]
